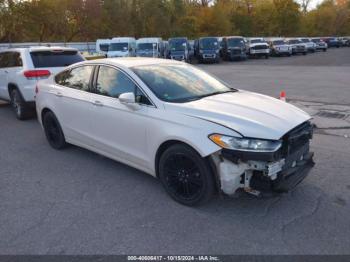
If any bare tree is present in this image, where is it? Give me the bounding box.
[300,0,313,13]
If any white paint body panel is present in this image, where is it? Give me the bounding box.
[36,58,311,178]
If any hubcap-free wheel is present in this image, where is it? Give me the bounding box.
[43,112,67,149]
[159,144,215,206]
[164,154,203,201]
[10,89,25,120]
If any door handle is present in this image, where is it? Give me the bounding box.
[49,90,63,97]
[92,100,103,107]
[55,92,63,97]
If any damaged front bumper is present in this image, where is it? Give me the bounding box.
[211,122,315,196]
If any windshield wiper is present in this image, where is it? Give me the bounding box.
[176,89,237,103]
[197,89,237,99]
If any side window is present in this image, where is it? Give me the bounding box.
[55,70,69,85]
[135,88,152,106]
[7,52,22,67]
[96,66,135,98]
[64,66,93,91]
[0,52,10,68]
[0,53,6,68]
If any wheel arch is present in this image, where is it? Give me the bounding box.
[154,139,221,193]
[7,82,21,97]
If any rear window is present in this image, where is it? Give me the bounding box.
[30,50,84,68]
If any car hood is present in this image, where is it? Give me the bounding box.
[164,91,311,140]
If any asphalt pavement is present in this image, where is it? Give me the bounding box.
[1,47,350,255]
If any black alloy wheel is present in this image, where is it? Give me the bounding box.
[159,144,215,206]
[42,111,67,150]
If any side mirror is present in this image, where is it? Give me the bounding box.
[119,92,140,110]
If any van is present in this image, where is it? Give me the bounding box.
[136,38,164,58]
[96,39,110,56]
[194,37,220,63]
[167,37,192,62]
[107,37,136,58]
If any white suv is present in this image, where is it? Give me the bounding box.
[0,46,84,119]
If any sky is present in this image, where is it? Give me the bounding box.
[308,0,323,10]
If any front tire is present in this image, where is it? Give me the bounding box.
[158,144,215,206]
[42,111,67,150]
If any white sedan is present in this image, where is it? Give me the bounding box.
[35,58,315,206]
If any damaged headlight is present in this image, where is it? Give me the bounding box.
[209,134,282,152]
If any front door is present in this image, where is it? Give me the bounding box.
[87,65,150,169]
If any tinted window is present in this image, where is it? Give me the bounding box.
[0,53,7,68]
[0,52,22,68]
[99,44,109,52]
[273,40,285,45]
[227,38,245,48]
[250,39,263,44]
[137,43,154,50]
[30,50,84,68]
[109,43,128,51]
[199,38,219,50]
[64,66,93,91]
[96,66,136,98]
[169,39,187,51]
[289,40,300,44]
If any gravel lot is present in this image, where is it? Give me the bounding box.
[1,47,350,255]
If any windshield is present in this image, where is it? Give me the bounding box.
[132,64,235,103]
[312,39,320,43]
[99,44,109,52]
[199,38,219,50]
[301,39,310,43]
[289,40,300,44]
[137,43,157,51]
[227,38,244,48]
[250,39,263,44]
[273,40,285,45]
[109,43,128,51]
[169,39,186,51]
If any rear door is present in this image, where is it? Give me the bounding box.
[0,52,23,100]
[53,65,95,145]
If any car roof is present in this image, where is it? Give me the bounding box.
[83,57,183,68]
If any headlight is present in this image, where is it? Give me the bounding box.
[209,134,282,152]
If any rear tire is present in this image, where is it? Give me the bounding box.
[158,144,215,206]
[42,111,67,150]
[10,88,30,120]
